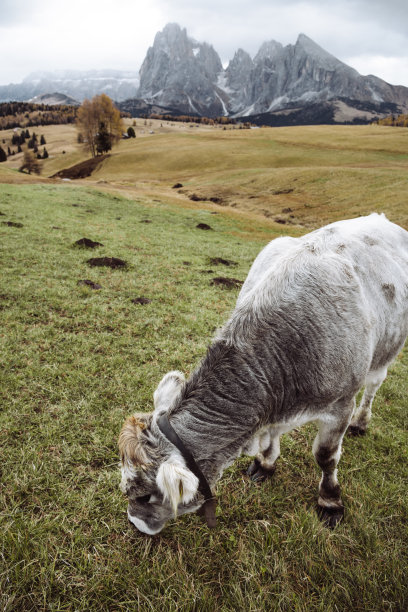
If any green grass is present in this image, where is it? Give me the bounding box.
[0,183,407,611]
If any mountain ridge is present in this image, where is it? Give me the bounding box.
[0,69,140,103]
[1,24,407,125]
[136,24,408,122]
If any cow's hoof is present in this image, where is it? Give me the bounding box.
[347,425,366,437]
[317,505,344,529]
[246,459,275,483]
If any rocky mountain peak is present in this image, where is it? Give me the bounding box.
[294,33,351,72]
[223,48,254,113]
[135,24,408,121]
[138,23,224,115]
[160,22,185,39]
[225,49,253,84]
[153,23,189,56]
[254,40,283,63]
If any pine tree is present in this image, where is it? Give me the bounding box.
[42,147,48,159]
[95,122,112,154]
[40,135,46,145]
[0,146,7,162]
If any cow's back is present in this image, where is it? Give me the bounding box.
[324,215,408,370]
[225,214,408,403]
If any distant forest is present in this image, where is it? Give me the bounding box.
[0,102,77,130]
[376,113,408,127]
[147,113,239,126]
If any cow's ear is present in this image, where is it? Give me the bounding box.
[156,459,199,516]
[153,371,185,413]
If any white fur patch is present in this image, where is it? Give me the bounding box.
[153,370,185,413]
[317,496,343,509]
[127,510,163,535]
[156,454,199,516]
[120,462,137,493]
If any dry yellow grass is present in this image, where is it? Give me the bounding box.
[1,121,407,229]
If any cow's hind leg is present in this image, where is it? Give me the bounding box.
[348,367,387,436]
[313,403,353,528]
[247,427,281,483]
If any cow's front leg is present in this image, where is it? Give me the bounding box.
[313,404,352,528]
[247,427,280,482]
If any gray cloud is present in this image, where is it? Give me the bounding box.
[0,0,408,87]
[0,0,37,25]
[156,0,408,59]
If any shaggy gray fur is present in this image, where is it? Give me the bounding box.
[120,213,408,534]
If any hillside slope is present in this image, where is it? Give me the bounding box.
[1,122,407,230]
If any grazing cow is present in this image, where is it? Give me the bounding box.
[119,213,408,534]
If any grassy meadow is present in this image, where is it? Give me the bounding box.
[0,123,407,610]
[2,121,408,229]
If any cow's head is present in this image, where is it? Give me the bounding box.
[118,371,203,534]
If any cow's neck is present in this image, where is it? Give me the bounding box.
[168,340,285,486]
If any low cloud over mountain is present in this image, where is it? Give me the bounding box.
[2,23,408,124]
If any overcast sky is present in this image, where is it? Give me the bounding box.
[1,0,408,86]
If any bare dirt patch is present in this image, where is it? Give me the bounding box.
[208,257,237,267]
[211,277,243,289]
[51,155,110,180]
[86,257,128,269]
[131,297,151,305]
[272,189,294,195]
[2,221,23,228]
[188,193,224,205]
[196,223,213,230]
[77,280,102,290]
[73,238,104,249]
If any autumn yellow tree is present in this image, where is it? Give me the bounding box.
[76,94,124,158]
[19,150,41,175]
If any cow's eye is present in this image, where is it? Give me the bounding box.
[136,494,151,504]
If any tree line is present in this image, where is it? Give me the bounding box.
[0,94,127,172]
[375,113,408,127]
[0,102,77,130]
[0,127,48,171]
[147,113,237,125]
